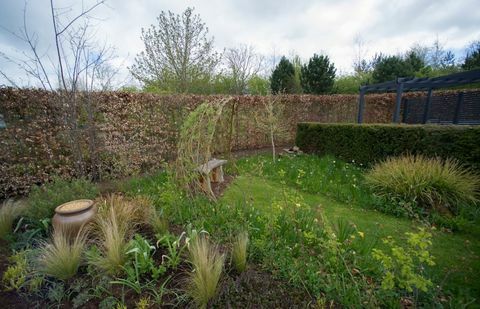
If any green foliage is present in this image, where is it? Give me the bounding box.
[231,231,248,273]
[333,73,371,94]
[366,155,480,215]
[295,123,480,172]
[26,177,98,220]
[2,250,29,290]
[372,228,435,293]
[38,227,87,280]
[300,54,336,94]
[371,52,425,83]
[247,75,270,95]
[462,42,480,70]
[270,56,296,94]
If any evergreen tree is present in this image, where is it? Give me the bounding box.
[300,54,336,94]
[463,42,480,70]
[270,56,296,94]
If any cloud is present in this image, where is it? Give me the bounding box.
[1,0,479,87]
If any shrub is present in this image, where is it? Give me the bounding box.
[26,177,98,220]
[372,228,435,293]
[296,123,480,172]
[0,200,24,239]
[231,231,248,273]
[187,236,225,308]
[365,155,480,214]
[38,227,87,280]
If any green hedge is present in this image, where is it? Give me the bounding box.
[295,123,480,171]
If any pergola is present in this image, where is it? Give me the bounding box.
[357,69,480,123]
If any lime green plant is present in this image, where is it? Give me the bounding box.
[38,227,87,280]
[365,154,480,214]
[2,250,29,290]
[372,228,435,293]
[231,231,248,273]
[187,236,225,308]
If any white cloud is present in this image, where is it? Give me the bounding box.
[1,0,479,87]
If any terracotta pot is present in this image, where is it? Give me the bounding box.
[52,199,96,237]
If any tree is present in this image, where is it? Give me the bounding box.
[300,54,336,94]
[352,35,371,75]
[462,41,480,70]
[224,45,264,94]
[130,7,220,93]
[0,0,114,179]
[371,52,426,83]
[270,56,296,94]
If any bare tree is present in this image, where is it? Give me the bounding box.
[352,35,370,75]
[130,7,221,93]
[254,96,288,162]
[1,0,115,179]
[224,45,264,94]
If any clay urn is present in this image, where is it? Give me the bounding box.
[52,199,96,237]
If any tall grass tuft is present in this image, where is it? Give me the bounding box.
[365,154,480,214]
[231,231,248,273]
[187,236,225,308]
[0,200,24,239]
[92,195,139,275]
[38,226,87,280]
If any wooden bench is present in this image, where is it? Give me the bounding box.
[195,158,227,193]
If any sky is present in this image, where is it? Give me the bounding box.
[0,0,479,88]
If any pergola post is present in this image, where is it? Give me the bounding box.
[357,89,366,123]
[422,88,433,124]
[453,92,465,124]
[393,82,404,123]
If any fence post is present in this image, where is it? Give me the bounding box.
[393,82,403,123]
[402,98,409,123]
[422,88,433,124]
[357,89,366,123]
[453,92,465,124]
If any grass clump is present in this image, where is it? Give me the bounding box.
[187,236,225,308]
[0,200,24,239]
[92,195,139,275]
[365,154,480,214]
[38,227,87,280]
[231,231,248,273]
[27,177,98,220]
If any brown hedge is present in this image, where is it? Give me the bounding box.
[0,87,465,198]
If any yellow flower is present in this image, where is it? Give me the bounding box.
[358,231,365,238]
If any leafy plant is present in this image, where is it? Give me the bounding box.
[372,228,435,293]
[157,233,188,269]
[187,236,225,308]
[231,231,248,273]
[38,226,87,280]
[26,177,98,220]
[2,250,29,290]
[0,200,24,239]
[366,154,480,215]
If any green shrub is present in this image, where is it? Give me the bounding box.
[372,228,435,293]
[365,155,480,214]
[296,123,480,172]
[26,177,98,220]
[38,227,87,280]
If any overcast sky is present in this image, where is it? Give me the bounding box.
[1,0,479,87]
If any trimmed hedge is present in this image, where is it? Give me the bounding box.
[295,123,480,171]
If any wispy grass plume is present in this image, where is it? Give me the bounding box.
[231,231,248,273]
[187,236,225,308]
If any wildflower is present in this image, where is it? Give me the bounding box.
[357,231,365,238]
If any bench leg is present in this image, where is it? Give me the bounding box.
[210,166,224,183]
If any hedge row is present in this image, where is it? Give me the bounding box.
[295,123,480,171]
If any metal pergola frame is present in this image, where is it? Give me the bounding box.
[357,69,480,123]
